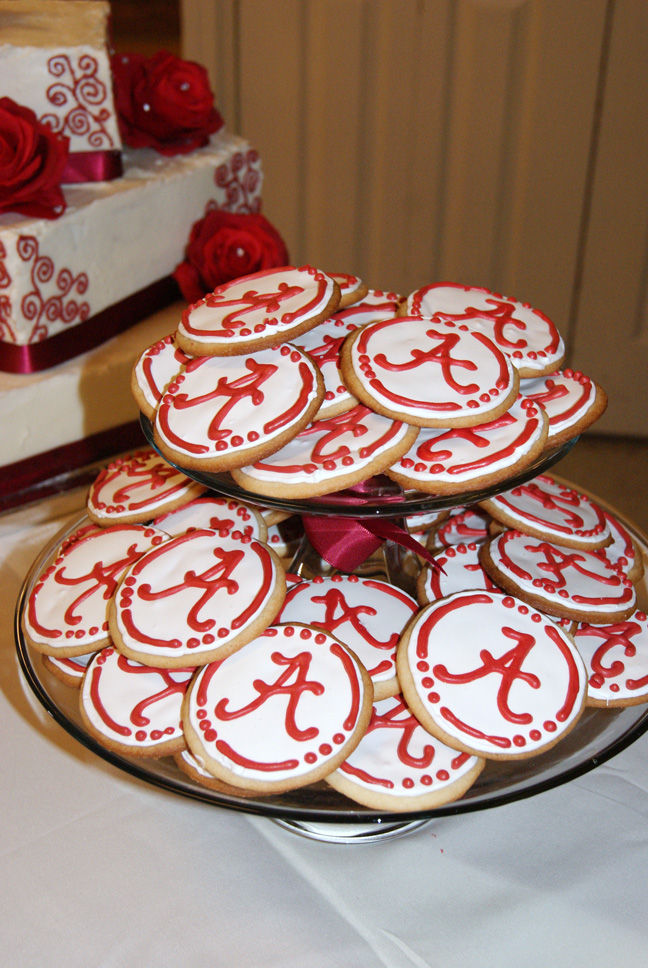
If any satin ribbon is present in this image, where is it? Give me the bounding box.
[61,150,123,184]
[303,513,444,573]
[0,276,179,373]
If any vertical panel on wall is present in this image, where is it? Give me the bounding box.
[182,0,607,341]
[569,0,648,436]
[181,0,238,127]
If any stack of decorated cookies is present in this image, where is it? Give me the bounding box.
[21,267,648,815]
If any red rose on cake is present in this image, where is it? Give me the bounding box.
[111,51,224,155]
[173,208,290,303]
[0,97,69,219]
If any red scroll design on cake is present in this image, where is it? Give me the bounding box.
[214,150,262,213]
[18,236,90,343]
[0,240,14,342]
[41,54,116,150]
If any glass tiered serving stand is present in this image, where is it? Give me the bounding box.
[15,419,648,844]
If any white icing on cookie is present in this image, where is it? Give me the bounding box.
[406,282,565,375]
[24,524,167,656]
[294,293,401,417]
[87,449,204,524]
[277,575,418,689]
[154,343,322,468]
[329,695,483,801]
[231,404,417,493]
[184,623,371,788]
[154,496,267,542]
[597,510,643,582]
[485,474,610,549]
[574,612,648,705]
[485,530,636,619]
[132,334,191,417]
[519,369,602,442]
[388,394,547,489]
[420,542,499,602]
[81,646,193,750]
[177,265,338,352]
[346,315,518,426]
[111,528,284,666]
[399,590,587,757]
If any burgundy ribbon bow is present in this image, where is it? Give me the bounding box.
[302,514,444,574]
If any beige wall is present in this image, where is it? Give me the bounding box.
[182,0,648,437]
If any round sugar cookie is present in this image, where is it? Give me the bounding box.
[293,292,402,419]
[480,474,611,551]
[182,623,374,793]
[340,315,519,428]
[405,282,565,377]
[23,523,168,658]
[397,590,588,760]
[131,334,192,420]
[153,342,324,472]
[427,505,491,550]
[519,368,607,446]
[329,272,369,307]
[153,495,267,542]
[574,612,648,707]
[277,575,419,700]
[176,265,341,356]
[42,650,95,689]
[87,449,206,526]
[326,695,485,811]
[599,510,644,584]
[174,748,260,797]
[479,530,637,625]
[387,394,548,495]
[417,541,500,605]
[109,528,286,668]
[80,646,193,756]
[231,404,419,499]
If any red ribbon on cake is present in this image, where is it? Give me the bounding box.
[62,150,123,184]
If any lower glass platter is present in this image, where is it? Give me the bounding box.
[14,502,648,832]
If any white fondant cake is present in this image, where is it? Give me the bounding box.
[0,0,122,162]
[0,132,262,352]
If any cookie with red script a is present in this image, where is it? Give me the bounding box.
[340,315,520,428]
[42,651,95,689]
[480,474,611,551]
[87,449,206,527]
[23,524,167,658]
[110,528,286,669]
[397,589,588,760]
[426,505,492,551]
[131,334,192,420]
[599,509,644,584]
[387,394,548,495]
[175,265,341,357]
[231,404,419,499]
[153,342,324,473]
[329,272,369,307]
[519,369,607,446]
[574,611,648,707]
[417,541,500,605]
[404,282,565,377]
[277,575,419,700]
[80,646,193,756]
[182,623,373,793]
[174,748,259,797]
[293,290,403,419]
[153,495,267,543]
[326,694,485,811]
[479,530,637,625]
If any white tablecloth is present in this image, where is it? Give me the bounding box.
[2,487,648,968]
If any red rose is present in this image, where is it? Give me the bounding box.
[111,51,223,156]
[173,209,290,303]
[0,97,69,219]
